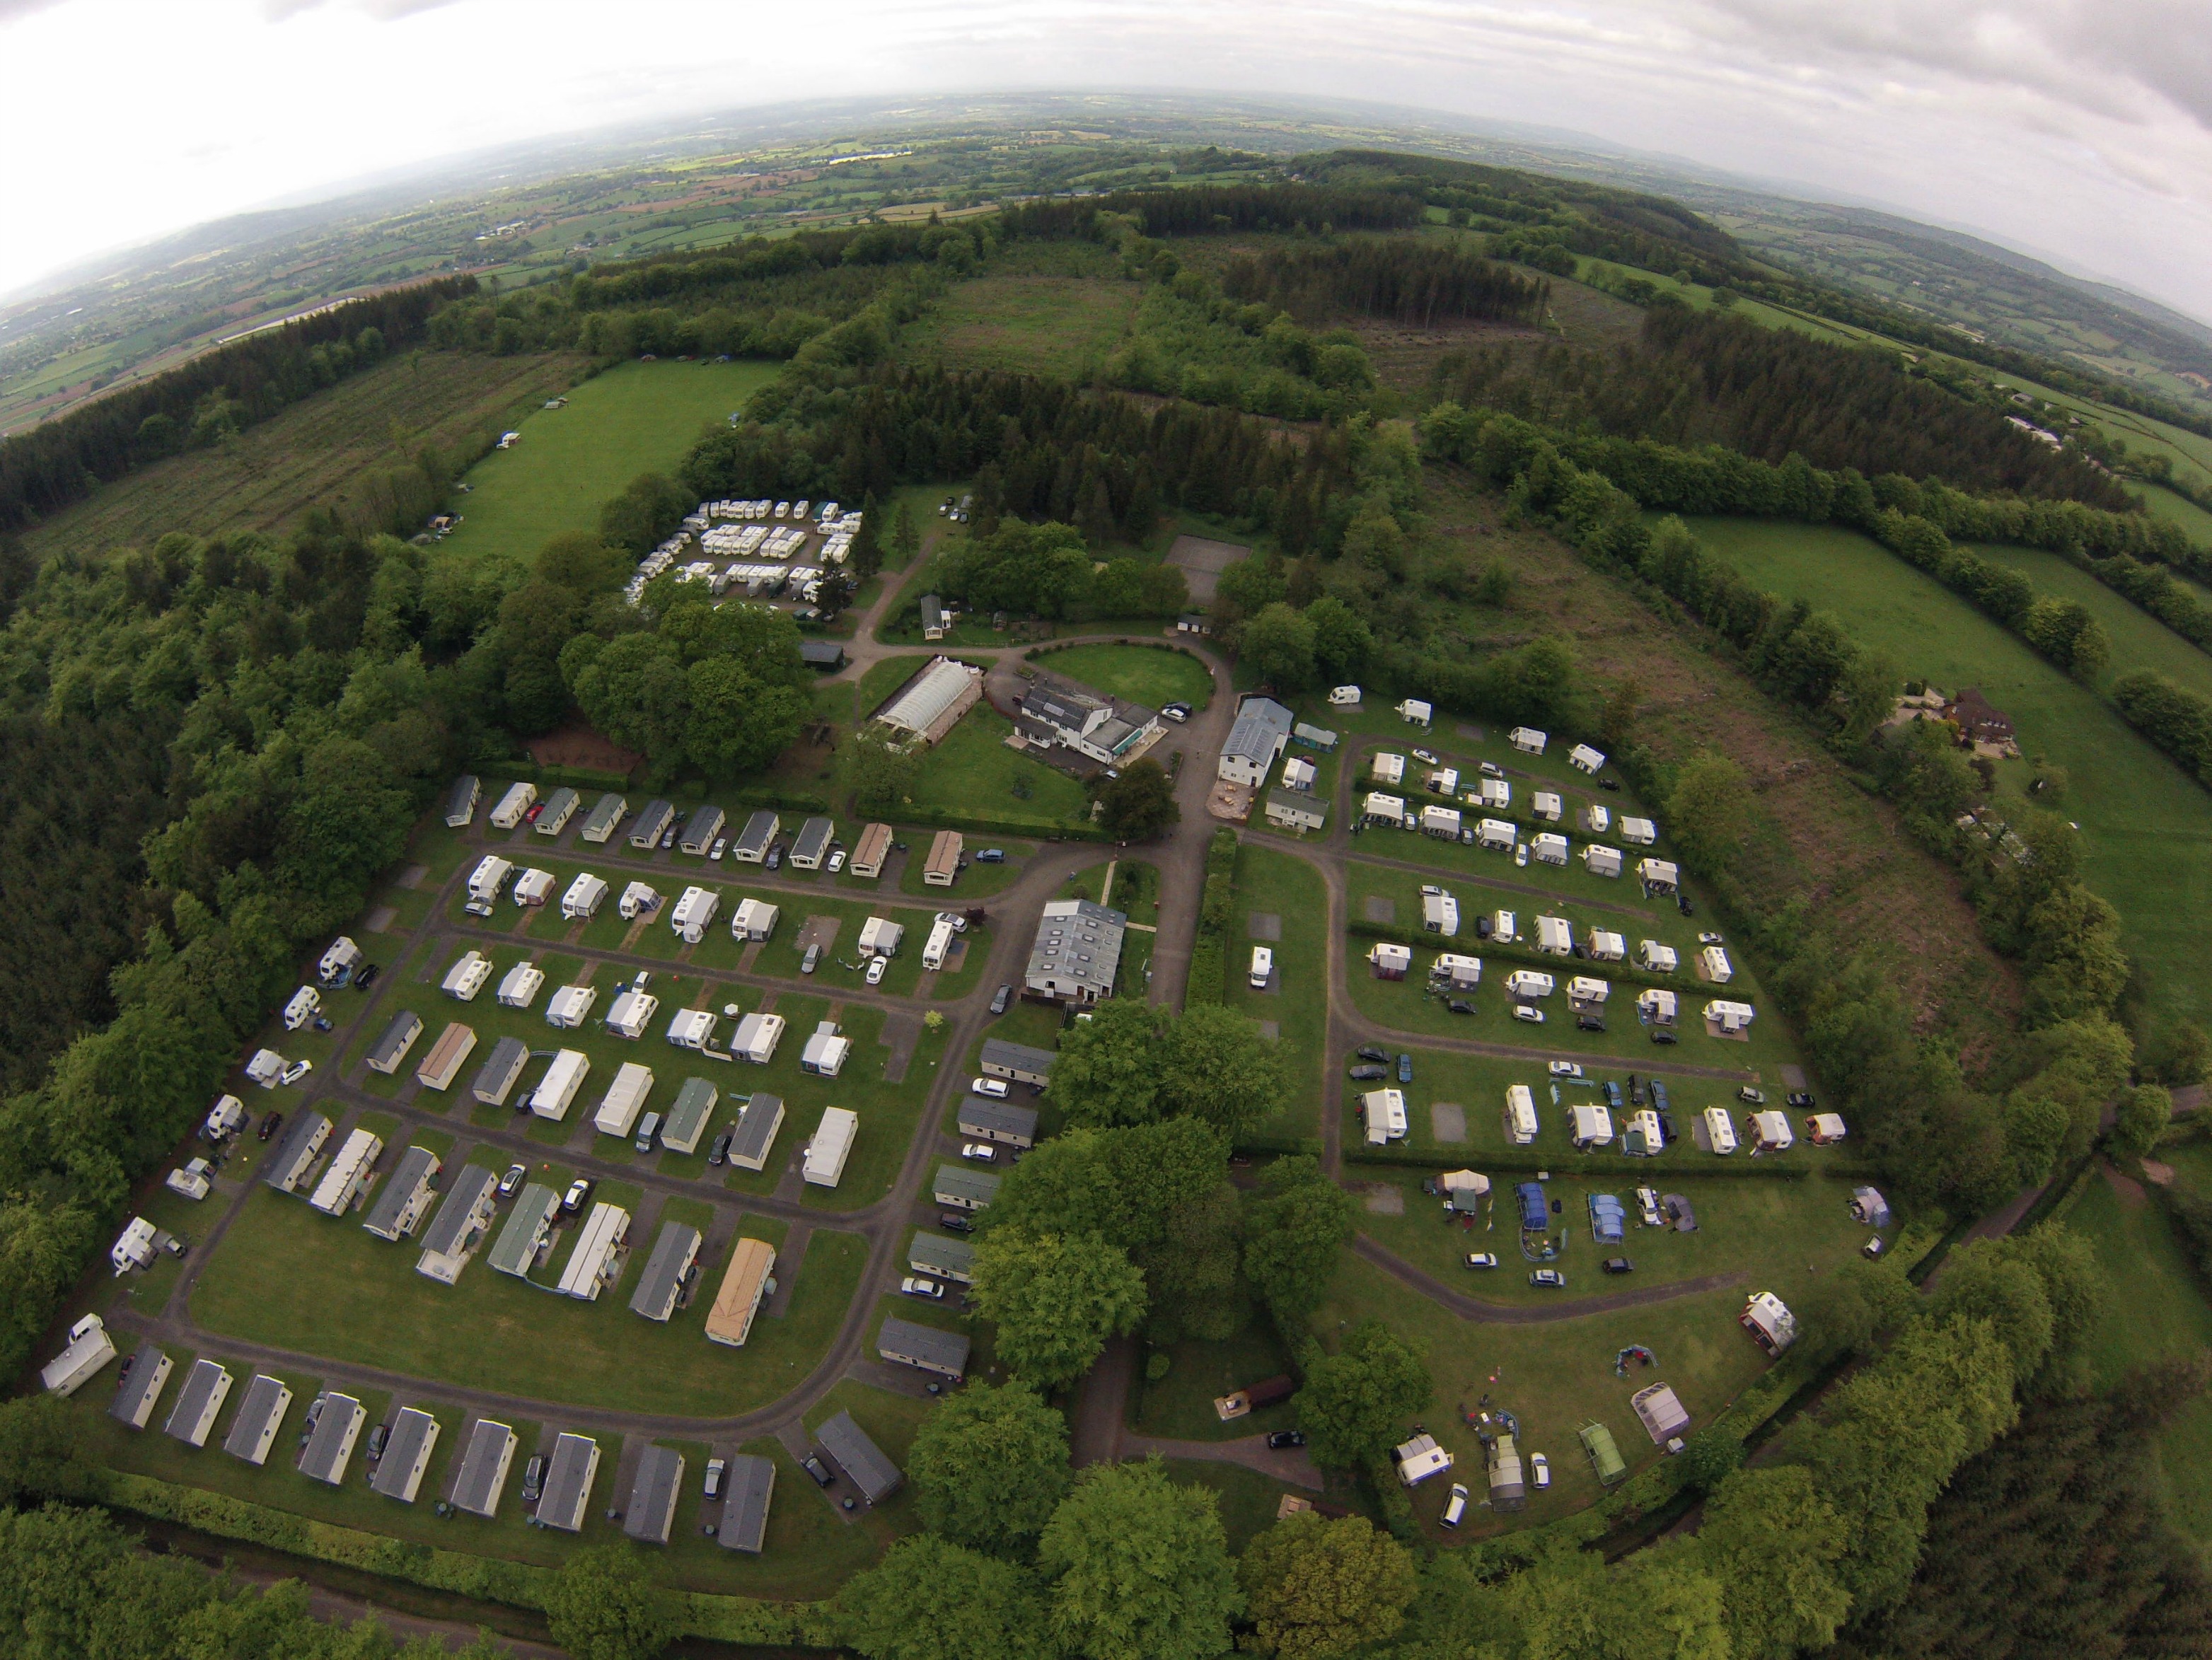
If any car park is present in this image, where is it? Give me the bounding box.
[938,1212,975,1234]
[1348,1064,1389,1081]
[865,956,887,986]
[499,1163,527,1197]
[971,1076,1009,1098]
[1530,1268,1565,1288]
[801,944,821,975]
[561,1178,593,1214]
[1357,1045,1389,1063]
[1464,1253,1498,1269]
[960,1142,998,1163]
[1548,1061,1584,1079]
[1513,1006,1545,1024]
[827,849,846,873]
[703,1458,726,1499]
[1531,1453,1551,1490]
[801,1454,835,1487]
[975,848,1006,863]
[1396,1054,1413,1084]
[990,984,1012,1014]
[1738,1086,1766,1105]
[258,1112,283,1142]
[1602,1257,1635,1275]
[522,1454,547,1503]
[1441,1482,1469,1528]
[901,1276,946,1300]
[708,1131,733,1166]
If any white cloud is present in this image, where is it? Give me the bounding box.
[0,0,2207,320]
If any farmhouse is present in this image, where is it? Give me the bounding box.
[262,1112,332,1194]
[444,774,482,828]
[1266,789,1327,832]
[706,1238,778,1347]
[488,1183,559,1279]
[924,830,963,886]
[222,1375,292,1465]
[578,792,627,844]
[717,1455,777,1554]
[1368,942,1412,980]
[850,821,893,878]
[545,984,597,1028]
[164,1358,233,1449]
[879,1316,971,1381]
[451,1420,517,1519]
[415,1022,477,1091]
[624,1445,686,1546]
[470,1037,529,1106]
[661,1078,719,1155]
[594,1062,656,1135]
[299,1393,366,1485]
[875,656,983,745]
[678,803,726,856]
[369,1408,442,1503]
[629,1221,703,1323]
[629,799,676,849]
[980,1039,1056,1089]
[726,1091,784,1171]
[416,1163,499,1284]
[442,951,492,1002]
[804,1107,859,1186]
[366,1010,424,1074]
[537,1434,601,1533]
[362,1146,441,1241]
[1217,696,1295,786]
[1024,898,1125,1004]
[309,1127,383,1217]
[959,1096,1039,1147]
[1016,678,1162,766]
[555,1202,630,1300]
[817,1410,902,1504]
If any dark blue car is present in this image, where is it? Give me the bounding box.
[1602,1080,1625,1111]
[1396,1053,1413,1084]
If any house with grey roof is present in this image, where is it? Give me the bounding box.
[789,816,835,869]
[1024,898,1125,1004]
[222,1374,292,1465]
[299,1393,366,1485]
[443,774,481,828]
[957,1096,1038,1148]
[416,1163,498,1284]
[163,1357,232,1447]
[934,1164,1000,1211]
[879,1316,971,1380]
[816,1410,901,1504]
[488,1183,559,1279]
[908,1231,977,1284]
[979,1039,1055,1086]
[535,1432,600,1531]
[1217,696,1295,786]
[449,1419,516,1519]
[629,799,676,849]
[369,1407,441,1502]
[262,1111,332,1194]
[109,1344,172,1429]
[726,1091,784,1172]
[732,808,780,861]
[362,1145,442,1242]
[1016,678,1161,766]
[717,1453,776,1554]
[678,803,726,856]
[470,1035,529,1107]
[628,1221,702,1323]
[623,1445,686,1545]
[364,1009,424,1076]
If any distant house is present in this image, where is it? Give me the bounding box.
[1217,697,1295,787]
[1945,686,2016,748]
[1266,789,1326,832]
[1017,678,1161,767]
[799,639,847,670]
[920,594,946,641]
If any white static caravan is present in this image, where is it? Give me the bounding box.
[534,787,580,837]
[1570,1103,1614,1148]
[1589,929,1627,963]
[555,1202,630,1301]
[1368,942,1413,980]
[465,855,512,905]
[1328,685,1362,707]
[670,886,719,943]
[1508,726,1548,754]
[1638,858,1680,895]
[562,873,608,920]
[1477,776,1512,811]
[1420,805,1463,840]
[1703,1108,1740,1156]
[1621,816,1659,846]
[1708,999,1757,1035]
[857,916,905,958]
[531,1050,591,1120]
[731,1011,784,1064]
[1531,790,1563,823]
[1397,698,1432,727]
[731,898,780,942]
[489,782,537,830]
[1583,844,1623,878]
[606,990,659,1040]
[1638,939,1679,973]
[618,881,659,920]
[1504,969,1555,1002]
[497,962,543,1009]
[1566,975,1610,1009]
[1638,988,1679,1026]
[545,985,597,1028]
[282,986,321,1031]
[1361,1087,1409,1147]
[110,1217,158,1275]
[511,867,555,907]
[1370,751,1406,787]
[443,951,492,1001]
[1422,890,1461,936]
[1477,818,1517,852]
[308,1128,383,1217]
[166,1359,234,1448]
[1585,803,1611,835]
[1534,915,1574,956]
[1431,953,1483,991]
[804,1108,859,1187]
[203,1093,247,1140]
[1362,792,1408,828]
[665,1007,715,1051]
[922,915,957,970]
[1530,832,1570,867]
[595,1063,656,1137]
[42,1316,117,1398]
[578,792,627,844]
[1503,1084,1540,1144]
[318,936,363,985]
[1749,1111,1795,1154]
[1568,743,1606,774]
[1699,946,1735,984]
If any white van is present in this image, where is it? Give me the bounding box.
[1249,946,1273,989]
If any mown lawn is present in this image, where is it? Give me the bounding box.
[1222,842,1330,1142]
[904,707,1096,832]
[1033,642,1216,713]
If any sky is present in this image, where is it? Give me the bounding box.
[4,0,2211,322]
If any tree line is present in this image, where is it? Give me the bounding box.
[997,182,1424,243]
[1217,236,1549,328]
[0,280,470,532]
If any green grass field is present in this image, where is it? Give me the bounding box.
[1031,642,1215,713]
[897,274,1139,379]
[439,359,780,565]
[904,707,1096,831]
[1688,516,2212,1031]
[1222,842,1330,1142]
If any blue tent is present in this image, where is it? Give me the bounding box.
[1516,1183,1548,1231]
[1588,1194,1626,1244]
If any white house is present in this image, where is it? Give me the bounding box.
[1638,939,1678,973]
[1362,1087,1409,1145]
[1700,945,1734,984]
[561,873,608,919]
[1530,832,1568,866]
[1016,681,1162,767]
[1504,968,1554,1000]
[1217,697,1295,787]
[545,985,597,1028]
[497,962,543,1009]
[1568,743,1606,774]
[1621,816,1659,846]
[1589,929,1626,962]
[489,782,536,830]
[309,1128,383,1217]
[1363,792,1407,827]
[1504,1084,1540,1144]
[1371,752,1406,787]
[1422,890,1461,936]
[1508,726,1548,754]
[1397,699,1432,727]
[1583,844,1623,878]
[1477,818,1517,852]
[804,1108,858,1186]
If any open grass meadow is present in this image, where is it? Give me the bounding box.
[896,272,1140,380]
[1686,515,2212,1031]
[439,359,780,565]
[1222,842,1330,1142]
[903,706,1097,832]
[1031,642,1217,713]
[21,352,590,562]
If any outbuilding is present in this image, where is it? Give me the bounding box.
[879,1316,971,1380]
[417,1163,499,1284]
[450,1420,517,1519]
[661,1077,719,1156]
[222,1374,292,1465]
[629,1221,703,1323]
[470,1036,528,1106]
[363,1145,442,1241]
[536,1434,601,1533]
[705,1238,777,1347]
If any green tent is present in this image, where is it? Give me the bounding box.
[1578,1420,1628,1487]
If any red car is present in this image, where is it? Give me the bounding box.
[524,802,545,823]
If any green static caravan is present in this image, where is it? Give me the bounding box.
[488,1183,560,1279]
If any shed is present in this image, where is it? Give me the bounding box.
[412,1021,477,1092]
[1362,1087,1409,1146]
[908,1231,977,1284]
[417,1163,498,1283]
[817,1410,902,1504]
[470,1036,528,1105]
[717,1455,776,1553]
[980,1040,1056,1087]
[1632,1383,1691,1444]
[679,803,726,856]
[223,1374,292,1465]
[625,1445,686,1545]
[555,1202,630,1300]
[880,1316,971,1379]
[531,1050,591,1119]
[365,1010,424,1076]
[489,1183,559,1277]
[799,638,847,670]
[804,1107,859,1186]
[732,897,780,941]
[733,809,779,861]
[450,1420,516,1519]
[262,1111,331,1194]
[1741,1292,1798,1355]
[363,1146,442,1241]
[535,787,580,836]
[731,1010,783,1062]
[629,799,676,849]
[1509,726,1548,754]
[578,792,627,844]
[630,1221,703,1323]
[959,1097,1038,1147]
[705,1238,777,1347]
[444,774,482,828]
[850,821,893,878]
[790,816,837,870]
[545,984,597,1028]
[490,782,536,830]
[662,1077,719,1156]
[164,1357,233,1448]
[562,872,609,919]
[594,1062,656,1136]
[536,1433,601,1532]
[725,1091,783,1171]
[371,1408,442,1502]
[299,1392,365,1485]
[934,1163,1000,1210]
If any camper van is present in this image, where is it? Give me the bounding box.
[1249,946,1273,989]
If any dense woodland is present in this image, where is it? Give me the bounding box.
[1219,238,1549,328]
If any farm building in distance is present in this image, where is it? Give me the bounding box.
[874,655,983,745]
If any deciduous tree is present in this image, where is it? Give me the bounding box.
[1242,1156,1356,1319]
[906,1380,1070,1557]
[1237,1511,1417,1658]
[1037,1460,1242,1660]
[1096,758,1179,841]
[835,1535,1055,1660]
[971,1225,1147,1392]
[542,1545,673,1660]
[1296,1320,1430,1469]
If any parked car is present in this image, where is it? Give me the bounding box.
[1650,1028,1679,1046]
[937,911,970,933]
[801,1454,835,1487]
[634,1112,662,1154]
[990,984,1012,1015]
[1464,1252,1499,1269]
[1599,777,1621,791]
[975,848,1007,864]
[522,1454,548,1504]
[279,1060,313,1086]
[659,826,677,849]
[707,1131,733,1166]
[1396,1054,1413,1084]
[1474,915,1494,939]
[764,844,784,871]
[1441,1482,1470,1528]
[498,1163,527,1197]
[960,1142,998,1163]
[1602,1081,1625,1110]
[1737,1086,1766,1105]
[366,1423,390,1463]
[1357,1045,1389,1063]
[971,1076,1009,1098]
[258,1111,283,1142]
[1161,702,1192,723]
[865,956,888,986]
[1602,1257,1635,1275]
[1786,1091,1817,1109]
[1531,1452,1551,1490]
[1530,1268,1566,1288]
[1512,1006,1545,1024]
[1448,999,1476,1016]
[1548,1061,1584,1079]
[703,1458,726,1499]
[1515,844,1529,866]
[1411,748,1439,765]
[1698,931,1725,946]
[801,943,821,975]
[1479,761,1505,778]
[1677,893,1695,915]
[1266,1429,1307,1450]
[901,1276,946,1300]
[355,963,381,990]
[524,802,544,823]
[709,837,727,861]
[938,1212,975,1234]
[1348,1064,1389,1082]
[826,849,847,873]
[561,1178,593,1214]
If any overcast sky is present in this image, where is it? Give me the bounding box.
[4,0,2210,321]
